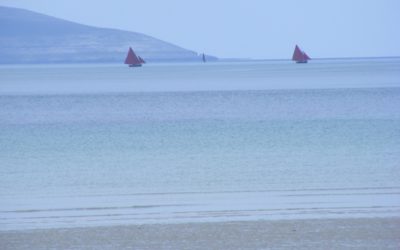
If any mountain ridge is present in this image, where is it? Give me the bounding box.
[0,6,217,64]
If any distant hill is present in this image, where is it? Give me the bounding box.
[0,6,217,64]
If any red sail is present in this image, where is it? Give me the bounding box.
[138,56,146,64]
[124,47,141,65]
[292,45,310,62]
[292,45,304,61]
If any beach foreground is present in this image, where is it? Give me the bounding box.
[1,217,399,250]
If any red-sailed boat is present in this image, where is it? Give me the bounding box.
[292,45,310,63]
[124,47,142,67]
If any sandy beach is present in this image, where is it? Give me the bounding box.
[1,217,399,250]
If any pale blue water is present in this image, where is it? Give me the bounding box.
[1,59,400,230]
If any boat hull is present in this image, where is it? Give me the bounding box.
[129,64,142,67]
[296,60,308,64]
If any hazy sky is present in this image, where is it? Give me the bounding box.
[1,0,399,59]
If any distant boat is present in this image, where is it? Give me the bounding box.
[292,45,310,63]
[124,47,142,67]
[202,53,206,63]
[138,56,146,64]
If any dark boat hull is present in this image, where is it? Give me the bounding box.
[296,60,308,64]
[129,64,142,67]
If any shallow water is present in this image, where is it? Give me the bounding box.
[1,59,400,230]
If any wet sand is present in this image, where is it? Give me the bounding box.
[1,217,399,250]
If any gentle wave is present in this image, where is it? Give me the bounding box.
[2,187,400,230]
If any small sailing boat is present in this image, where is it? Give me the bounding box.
[124,47,142,67]
[292,45,310,63]
[202,53,206,63]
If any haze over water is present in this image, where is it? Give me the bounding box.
[1,59,400,230]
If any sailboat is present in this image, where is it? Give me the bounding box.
[124,47,142,67]
[292,45,310,63]
[202,53,206,63]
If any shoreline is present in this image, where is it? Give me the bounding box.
[1,217,399,249]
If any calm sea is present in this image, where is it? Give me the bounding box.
[1,59,400,230]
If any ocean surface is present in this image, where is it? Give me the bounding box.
[1,59,400,230]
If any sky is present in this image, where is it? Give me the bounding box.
[1,0,399,59]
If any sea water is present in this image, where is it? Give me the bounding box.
[1,59,400,230]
